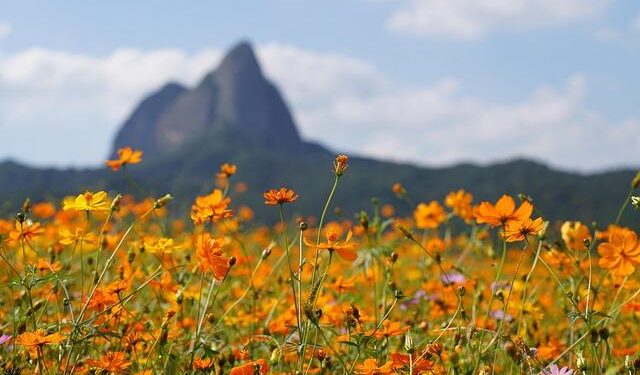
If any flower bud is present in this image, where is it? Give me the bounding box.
[392,183,406,198]
[632,196,640,210]
[333,154,349,176]
[404,331,415,353]
[154,194,173,209]
[261,246,273,260]
[111,194,122,211]
[457,286,466,297]
[631,171,640,189]
[15,212,26,224]
[22,198,31,213]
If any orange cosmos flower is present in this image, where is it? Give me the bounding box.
[414,201,446,229]
[193,357,215,371]
[86,351,131,372]
[36,258,63,273]
[106,146,143,171]
[229,358,269,375]
[474,195,532,227]
[368,321,409,339]
[561,221,591,250]
[196,235,231,280]
[354,358,395,375]
[305,226,358,261]
[9,220,44,243]
[190,189,233,225]
[598,230,640,276]
[31,202,56,218]
[504,217,545,242]
[264,187,298,206]
[63,191,111,212]
[389,353,434,372]
[217,163,237,179]
[445,189,474,221]
[330,276,356,293]
[16,330,64,349]
[392,183,406,198]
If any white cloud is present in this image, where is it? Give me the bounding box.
[0,48,221,166]
[0,43,637,170]
[0,21,11,39]
[386,0,609,40]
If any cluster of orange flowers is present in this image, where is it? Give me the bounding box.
[0,147,638,374]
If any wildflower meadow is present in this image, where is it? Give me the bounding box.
[2,149,640,374]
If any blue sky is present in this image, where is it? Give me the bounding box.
[0,0,638,170]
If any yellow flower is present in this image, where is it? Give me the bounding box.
[144,237,181,254]
[63,191,110,212]
[59,228,98,246]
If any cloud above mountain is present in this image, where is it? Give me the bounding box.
[0,21,11,39]
[0,43,637,170]
[386,0,610,40]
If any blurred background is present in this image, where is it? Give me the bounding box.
[0,1,638,224]
[1,0,638,171]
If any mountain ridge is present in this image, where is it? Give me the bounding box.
[1,41,637,225]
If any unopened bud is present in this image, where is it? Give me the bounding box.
[299,222,308,231]
[631,171,640,189]
[111,194,122,211]
[359,211,369,231]
[404,331,415,353]
[22,199,31,213]
[261,246,273,260]
[632,196,640,210]
[16,212,26,224]
[392,183,406,198]
[154,194,173,209]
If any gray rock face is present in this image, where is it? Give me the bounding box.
[110,41,303,158]
[111,82,187,157]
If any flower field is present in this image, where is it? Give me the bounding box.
[1,149,640,374]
